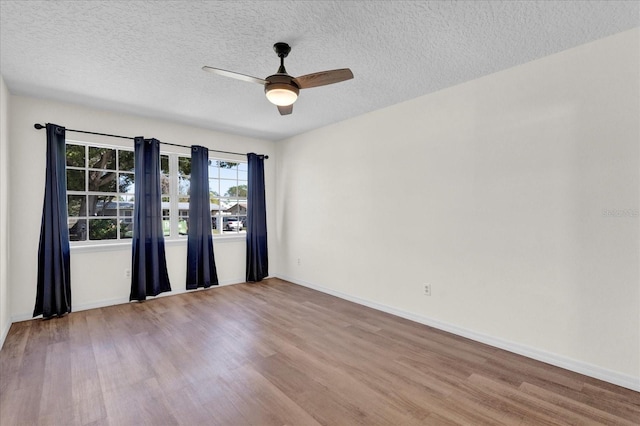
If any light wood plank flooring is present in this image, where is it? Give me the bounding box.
[1,278,638,425]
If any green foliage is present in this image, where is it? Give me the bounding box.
[210,190,220,206]
[66,170,85,191]
[209,160,238,169]
[218,161,238,169]
[119,150,135,171]
[225,185,248,197]
[67,195,85,216]
[178,156,191,197]
[66,144,85,167]
[179,156,191,175]
[118,152,135,194]
[119,173,134,193]
[89,147,115,169]
[89,219,117,240]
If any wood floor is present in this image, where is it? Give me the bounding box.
[1,278,638,425]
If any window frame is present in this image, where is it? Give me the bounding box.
[208,158,249,237]
[65,139,248,247]
[65,140,135,244]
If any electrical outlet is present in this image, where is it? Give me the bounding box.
[125,269,131,278]
[297,258,301,266]
[423,284,431,296]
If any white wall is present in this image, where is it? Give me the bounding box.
[0,75,10,348]
[276,29,640,389]
[8,96,276,320]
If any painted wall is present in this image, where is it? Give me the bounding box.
[276,29,639,388]
[0,76,10,347]
[8,96,276,320]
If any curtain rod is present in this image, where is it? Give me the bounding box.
[33,123,268,159]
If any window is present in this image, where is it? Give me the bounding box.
[178,156,191,232]
[160,154,191,238]
[209,160,248,235]
[65,141,248,243]
[66,143,135,242]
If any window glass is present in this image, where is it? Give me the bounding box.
[178,157,191,197]
[89,218,117,240]
[209,160,248,235]
[66,169,85,191]
[66,144,85,167]
[67,195,86,217]
[88,147,116,169]
[66,141,248,243]
[118,150,134,172]
[118,173,135,193]
[91,172,117,193]
[161,154,170,196]
[66,143,134,242]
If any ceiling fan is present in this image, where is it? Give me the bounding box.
[202,42,354,115]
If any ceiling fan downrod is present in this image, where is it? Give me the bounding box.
[274,42,291,75]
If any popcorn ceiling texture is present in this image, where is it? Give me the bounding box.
[0,0,638,140]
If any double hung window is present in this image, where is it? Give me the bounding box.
[66,143,135,241]
[65,141,248,244]
[209,160,248,235]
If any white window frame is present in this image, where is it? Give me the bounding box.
[208,157,249,237]
[65,140,248,247]
[65,140,135,245]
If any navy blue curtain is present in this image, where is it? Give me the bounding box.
[246,153,268,282]
[130,137,171,301]
[186,145,218,289]
[34,123,72,318]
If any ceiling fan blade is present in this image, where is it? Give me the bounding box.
[278,105,293,115]
[294,68,353,89]
[202,66,266,85]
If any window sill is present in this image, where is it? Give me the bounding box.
[70,234,245,253]
[70,241,132,253]
[213,235,247,244]
[166,235,247,245]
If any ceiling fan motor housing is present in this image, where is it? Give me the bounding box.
[265,74,299,92]
[264,74,300,106]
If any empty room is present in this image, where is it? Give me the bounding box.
[0,1,638,425]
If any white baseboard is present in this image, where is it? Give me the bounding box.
[277,274,640,392]
[9,278,246,324]
[0,319,10,350]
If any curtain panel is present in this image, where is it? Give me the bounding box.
[246,153,268,282]
[186,145,218,289]
[130,137,172,301]
[34,123,72,318]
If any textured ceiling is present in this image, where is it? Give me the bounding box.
[1,1,638,141]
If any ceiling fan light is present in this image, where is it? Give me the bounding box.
[265,83,299,106]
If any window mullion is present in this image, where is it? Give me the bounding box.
[169,153,179,238]
[115,150,120,239]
